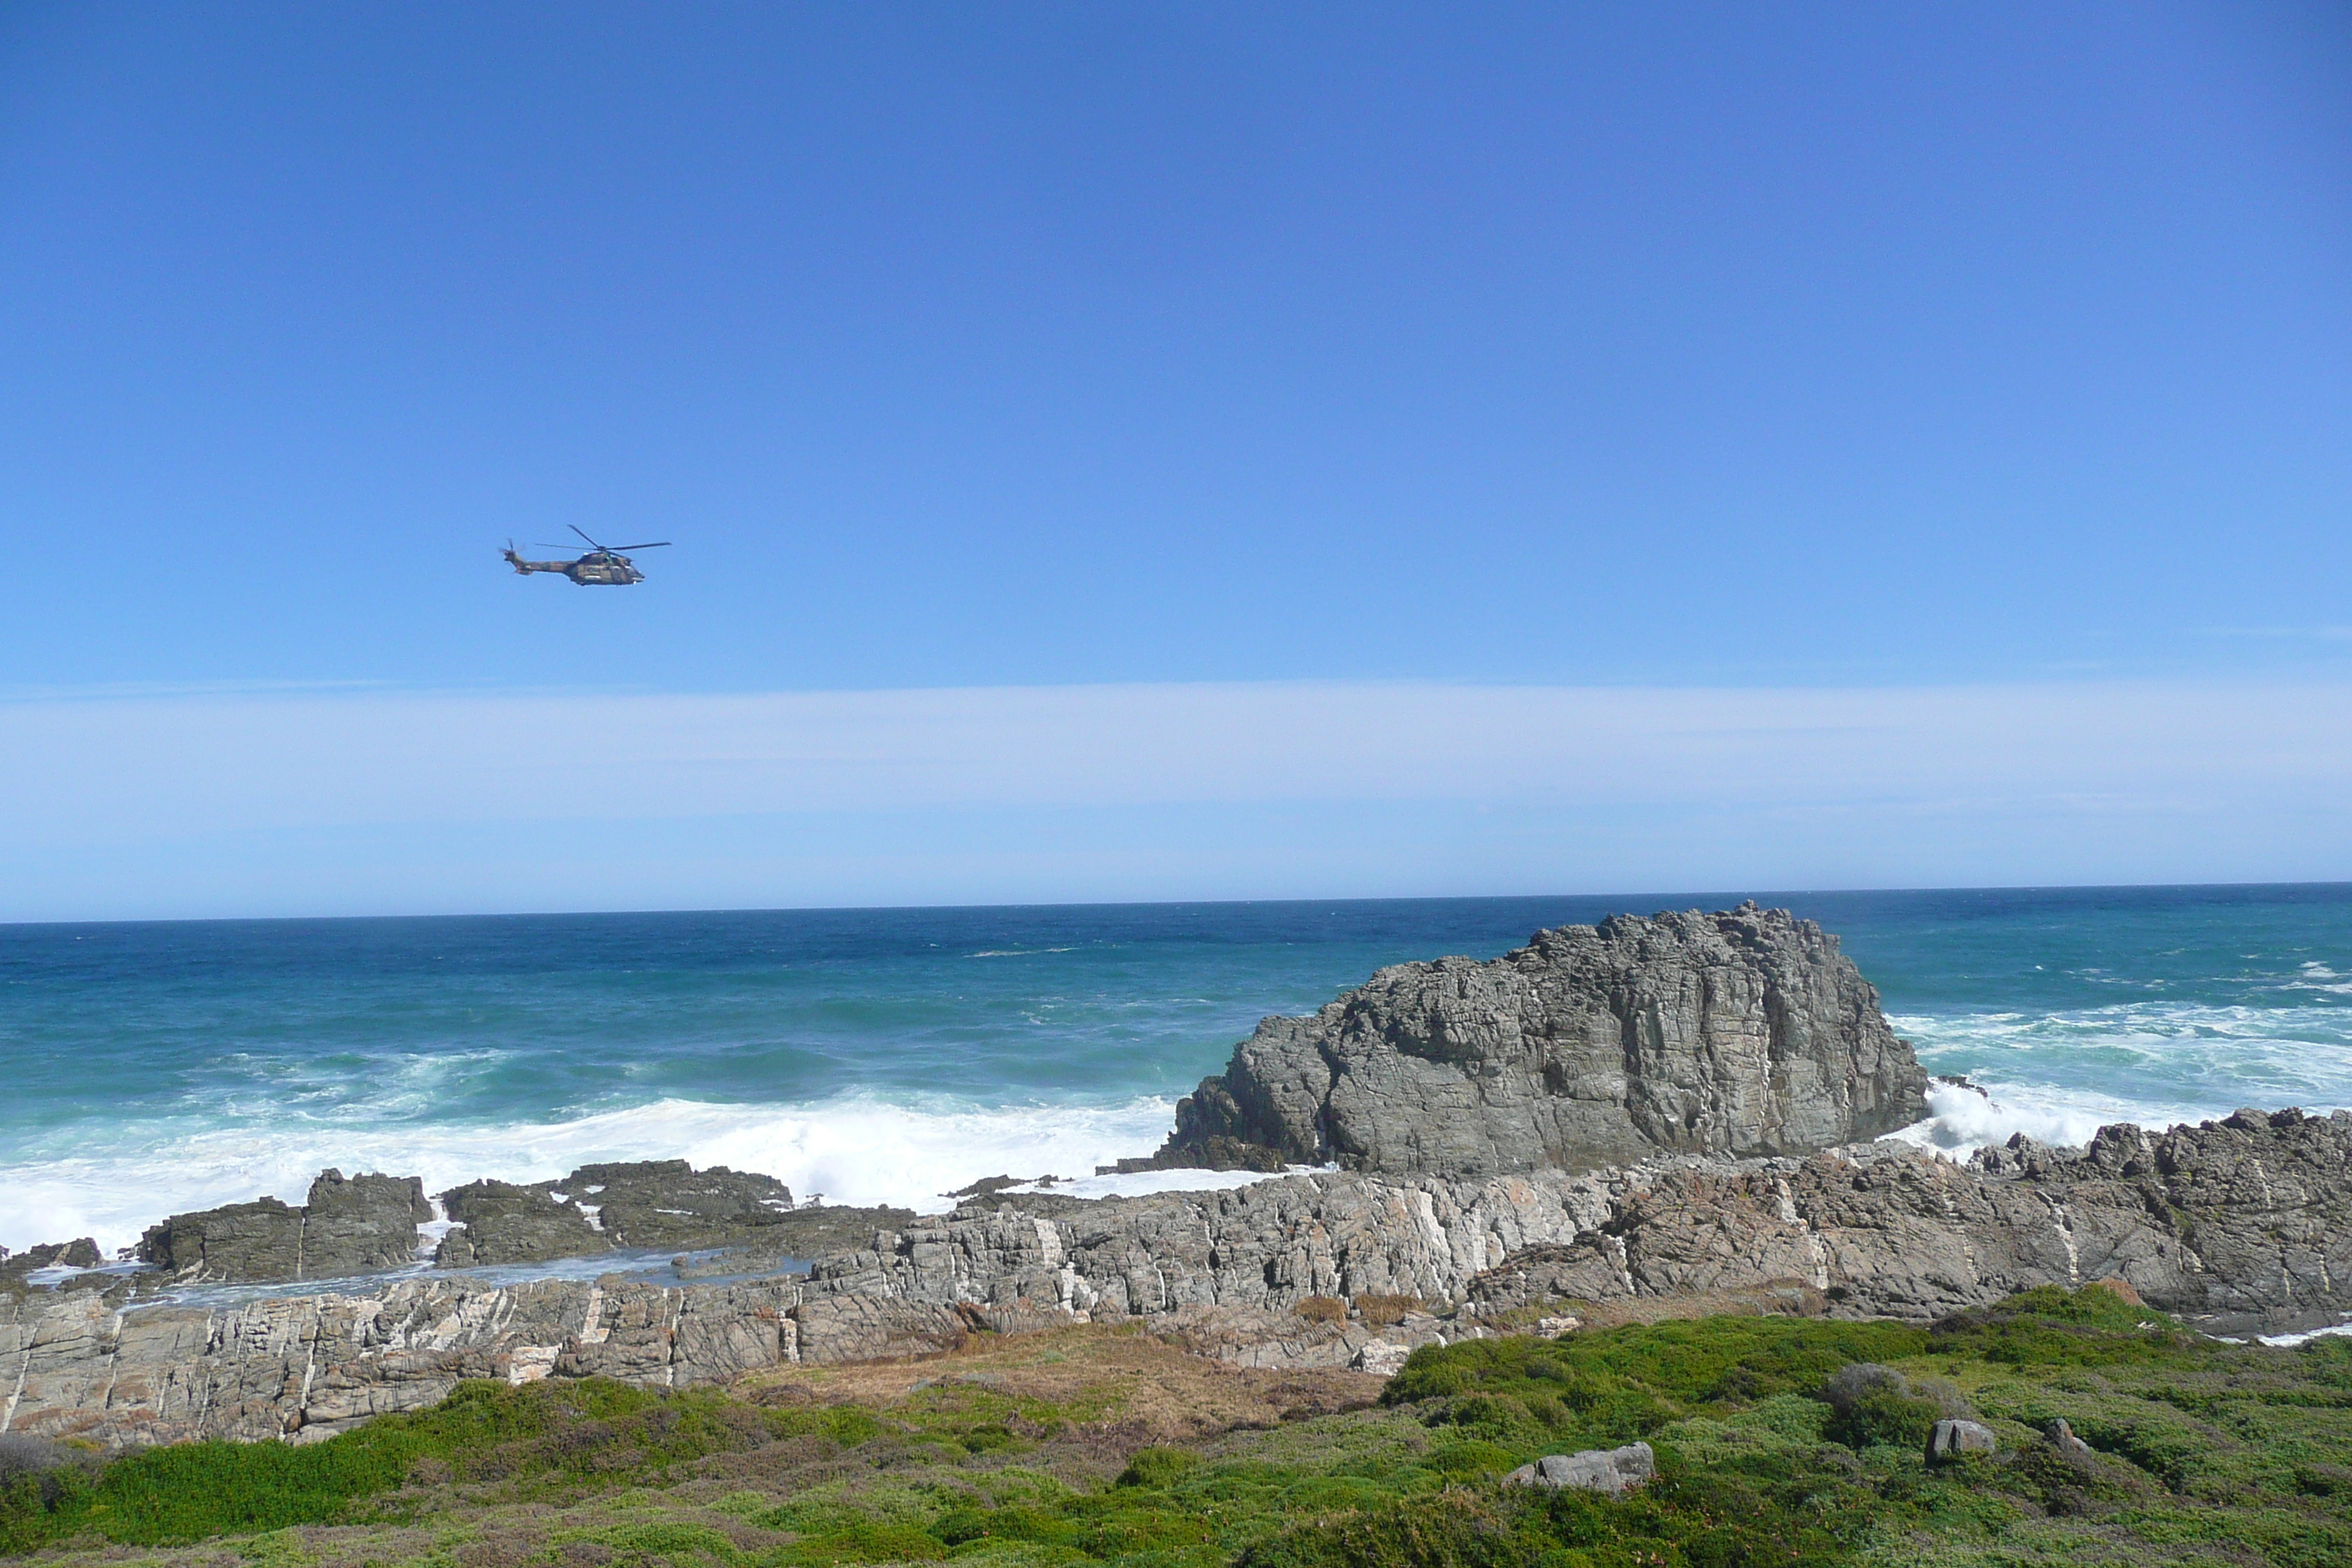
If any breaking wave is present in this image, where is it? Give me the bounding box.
[0,1093,1216,1257]
[7,890,2349,1258]
[1886,998,2352,1156]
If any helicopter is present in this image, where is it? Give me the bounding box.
[504,527,671,586]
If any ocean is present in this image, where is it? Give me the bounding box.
[4,885,2349,1256]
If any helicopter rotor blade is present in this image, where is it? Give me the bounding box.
[569,524,605,550]
[606,541,671,551]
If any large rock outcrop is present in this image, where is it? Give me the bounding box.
[1155,903,1929,1175]
[8,1109,2352,1447]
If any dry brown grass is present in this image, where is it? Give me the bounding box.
[1293,1295,1346,1324]
[2086,1274,2146,1307]
[730,1322,1384,1444]
[1351,1294,1422,1327]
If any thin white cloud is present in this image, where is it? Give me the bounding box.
[3,679,2348,918]
[2196,626,2352,642]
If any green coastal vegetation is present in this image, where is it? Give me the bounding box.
[4,1286,2348,1568]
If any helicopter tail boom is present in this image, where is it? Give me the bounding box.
[503,542,568,575]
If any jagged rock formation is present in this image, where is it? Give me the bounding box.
[12,1108,2347,1447]
[137,1171,430,1284]
[1155,904,1929,1175]
[1452,1108,2352,1328]
[435,1161,800,1265]
[434,1180,605,1267]
[0,1277,812,1445]
[435,1161,796,1266]
[129,1162,807,1281]
[813,1108,2352,1331]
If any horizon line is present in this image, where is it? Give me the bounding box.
[7,878,2348,932]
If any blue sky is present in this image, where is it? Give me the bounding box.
[3,4,2350,917]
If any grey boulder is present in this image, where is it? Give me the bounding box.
[1507,1442,1656,1494]
[1926,1419,1999,1463]
[2046,1417,2095,1459]
[1156,904,1929,1177]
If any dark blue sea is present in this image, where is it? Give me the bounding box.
[4,886,2350,1255]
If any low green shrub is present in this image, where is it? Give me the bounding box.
[1239,1470,1867,1568]
[1235,1488,1543,1568]
[592,1520,745,1561]
[1383,1316,1932,1416]
[9,1286,2348,1568]
[1417,1439,1520,1480]
[1929,1284,2187,1367]
[1115,1447,1202,1488]
[0,1377,812,1552]
[1817,1363,1942,1451]
[775,1519,948,1563]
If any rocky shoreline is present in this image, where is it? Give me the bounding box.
[5,905,2348,1450]
[6,1111,2351,1447]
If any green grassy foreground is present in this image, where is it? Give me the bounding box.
[4,1286,2349,1567]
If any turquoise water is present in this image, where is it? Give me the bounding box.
[4,886,2349,1254]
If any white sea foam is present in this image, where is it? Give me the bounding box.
[1887,1078,2193,1156]
[1881,998,2352,1161]
[1006,1165,1335,1204]
[16,991,2352,1256]
[2257,1319,2352,1349]
[0,1093,1216,1256]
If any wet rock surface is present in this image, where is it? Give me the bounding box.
[129,1161,832,1284]
[666,1205,921,1277]
[1154,904,1929,1176]
[434,1179,606,1267]
[435,1161,799,1265]
[0,1240,102,1297]
[136,1171,430,1284]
